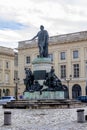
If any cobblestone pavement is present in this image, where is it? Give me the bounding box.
[0,106,87,130]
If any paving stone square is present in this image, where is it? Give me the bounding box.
[0,106,87,130]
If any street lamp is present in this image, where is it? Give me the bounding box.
[85,61,87,95]
[14,78,20,100]
[65,75,72,99]
[85,61,87,86]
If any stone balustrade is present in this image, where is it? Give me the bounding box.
[18,31,87,49]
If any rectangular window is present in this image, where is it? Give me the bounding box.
[60,65,66,79]
[26,56,30,64]
[73,64,79,78]
[73,50,78,59]
[60,52,65,60]
[5,73,9,83]
[6,62,9,68]
[48,54,53,61]
[14,53,18,66]
[14,71,18,79]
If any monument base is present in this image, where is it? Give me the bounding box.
[32,57,52,86]
[23,57,64,99]
[23,91,64,100]
[32,57,52,73]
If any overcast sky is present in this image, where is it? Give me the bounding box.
[0,0,87,49]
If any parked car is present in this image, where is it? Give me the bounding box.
[77,96,87,102]
[0,96,15,105]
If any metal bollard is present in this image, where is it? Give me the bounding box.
[77,109,85,123]
[4,111,11,125]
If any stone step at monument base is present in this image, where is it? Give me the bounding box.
[3,99,86,109]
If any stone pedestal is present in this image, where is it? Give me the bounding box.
[32,57,52,72]
[24,91,64,100]
[32,57,52,86]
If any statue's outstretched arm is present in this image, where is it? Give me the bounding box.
[30,34,38,41]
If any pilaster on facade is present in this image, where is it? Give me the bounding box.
[80,47,85,78]
[66,49,72,78]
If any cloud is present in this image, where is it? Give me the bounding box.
[0,0,87,48]
[0,42,18,49]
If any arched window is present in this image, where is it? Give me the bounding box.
[86,86,87,95]
[72,84,81,99]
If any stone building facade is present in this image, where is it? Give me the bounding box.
[0,46,18,97]
[18,31,87,99]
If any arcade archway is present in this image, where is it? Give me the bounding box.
[0,89,2,98]
[72,84,81,99]
[86,86,87,95]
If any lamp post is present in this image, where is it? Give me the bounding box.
[85,61,87,87]
[65,75,72,99]
[14,78,20,100]
[85,61,87,95]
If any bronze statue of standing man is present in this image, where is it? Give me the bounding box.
[31,25,49,58]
